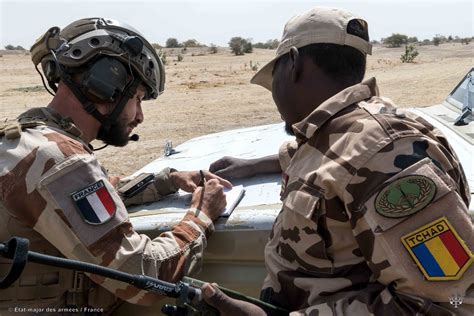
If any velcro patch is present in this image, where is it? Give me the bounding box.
[71,180,116,225]
[401,217,473,281]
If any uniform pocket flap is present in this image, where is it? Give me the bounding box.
[283,178,322,219]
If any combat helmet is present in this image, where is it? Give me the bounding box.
[30,18,165,137]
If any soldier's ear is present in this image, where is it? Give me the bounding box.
[289,46,303,83]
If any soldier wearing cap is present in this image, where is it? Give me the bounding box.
[0,18,231,313]
[205,7,473,315]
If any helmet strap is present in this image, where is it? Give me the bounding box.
[51,44,142,143]
[60,67,140,139]
[97,76,141,136]
[60,71,107,124]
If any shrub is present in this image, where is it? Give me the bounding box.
[209,44,218,54]
[383,33,408,48]
[400,44,419,63]
[433,34,447,46]
[5,44,25,50]
[249,60,259,71]
[229,37,246,55]
[267,39,279,49]
[152,43,162,50]
[166,38,180,48]
[177,54,184,62]
[243,41,253,53]
[159,50,168,65]
[183,39,200,48]
[421,39,431,46]
[229,37,254,55]
[253,39,279,49]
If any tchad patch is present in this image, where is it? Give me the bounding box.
[374,175,436,218]
[401,217,473,281]
[71,180,116,225]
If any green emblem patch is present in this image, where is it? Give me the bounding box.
[375,175,436,218]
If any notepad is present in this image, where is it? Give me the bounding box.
[221,185,245,217]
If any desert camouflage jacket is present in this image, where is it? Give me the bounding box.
[0,107,214,309]
[262,78,473,315]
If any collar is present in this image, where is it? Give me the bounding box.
[18,107,84,140]
[292,77,379,141]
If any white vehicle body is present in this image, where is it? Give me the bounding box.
[128,70,473,297]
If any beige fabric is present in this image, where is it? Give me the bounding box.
[261,78,473,315]
[0,107,214,312]
[118,168,179,207]
[251,6,372,91]
[0,208,79,311]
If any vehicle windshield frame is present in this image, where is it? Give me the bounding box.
[446,68,473,112]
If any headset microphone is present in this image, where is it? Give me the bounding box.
[92,134,139,151]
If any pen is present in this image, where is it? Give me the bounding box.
[199,170,206,186]
[196,170,206,217]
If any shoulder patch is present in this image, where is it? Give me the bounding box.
[374,175,436,218]
[401,217,473,281]
[71,180,117,225]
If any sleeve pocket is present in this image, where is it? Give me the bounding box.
[283,178,323,220]
[356,158,473,301]
[363,157,457,233]
[37,155,128,247]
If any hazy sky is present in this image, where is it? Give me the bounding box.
[0,0,472,49]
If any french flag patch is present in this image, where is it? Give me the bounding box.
[71,180,116,225]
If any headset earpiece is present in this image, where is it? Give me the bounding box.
[81,57,129,102]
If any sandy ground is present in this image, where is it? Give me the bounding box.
[1,43,472,176]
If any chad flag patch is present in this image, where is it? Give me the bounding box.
[401,217,473,281]
[71,180,116,225]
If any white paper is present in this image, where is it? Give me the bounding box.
[221,185,245,217]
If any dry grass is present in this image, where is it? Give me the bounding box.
[1,43,472,176]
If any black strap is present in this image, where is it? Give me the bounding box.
[99,76,141,133]
[61,68,140,136]
[0,237,29,288]
[60,72,108,124]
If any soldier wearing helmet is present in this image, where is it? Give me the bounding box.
[0,18,230,313]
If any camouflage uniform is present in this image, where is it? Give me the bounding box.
[261,78,473,315]
[0,107,214,312]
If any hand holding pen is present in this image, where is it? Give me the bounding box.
[189,170,229,221]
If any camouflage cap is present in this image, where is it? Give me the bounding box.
[251,7,372,91]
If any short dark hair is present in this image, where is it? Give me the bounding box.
[299,19,369,86]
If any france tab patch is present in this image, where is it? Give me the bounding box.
[71,180,116,225]
[401,217,473,281]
